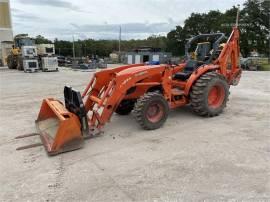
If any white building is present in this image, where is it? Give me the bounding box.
[0,0,12,41]
[124,47,172,64]
[0,0,13,66]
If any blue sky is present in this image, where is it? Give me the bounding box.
[10,0,246,41]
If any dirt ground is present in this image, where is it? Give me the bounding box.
[0,66,269,202]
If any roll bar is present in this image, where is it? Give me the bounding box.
[185,33,226,63]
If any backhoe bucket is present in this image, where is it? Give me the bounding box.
[36,98,84,155]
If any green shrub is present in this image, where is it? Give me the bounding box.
[259,64,270,71]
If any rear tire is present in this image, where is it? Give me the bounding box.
[132,92,169,130]
[190,71,229,117]
[115,100,135,115]
[7,55,17,69]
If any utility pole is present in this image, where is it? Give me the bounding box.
[118,26,121,62]
[72,35,75,59]
[235,4,240,27]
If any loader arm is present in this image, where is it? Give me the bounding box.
[83,65,168,130]
[82,64,145,112]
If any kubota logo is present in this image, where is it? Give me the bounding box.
[121,77,132,87]
[135,71,147,77]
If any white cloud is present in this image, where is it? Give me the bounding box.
[10,0,246,40]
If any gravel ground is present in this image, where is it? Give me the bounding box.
[0,66,269,201]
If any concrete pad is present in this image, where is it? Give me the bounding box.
[0,66,269,201]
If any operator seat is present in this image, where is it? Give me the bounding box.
[173,60,200,80]
[174,42,212,81]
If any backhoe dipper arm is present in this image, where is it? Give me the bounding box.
[216,26,241,85]
[216,5,241,85]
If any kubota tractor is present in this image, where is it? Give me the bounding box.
[17,8,242,155]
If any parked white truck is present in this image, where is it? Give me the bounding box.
[7,35,58,73]
[21,45,39,72]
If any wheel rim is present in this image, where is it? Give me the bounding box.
[146,103,164,123]
[208,84,225,108]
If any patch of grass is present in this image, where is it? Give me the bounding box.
[259,64,270,71]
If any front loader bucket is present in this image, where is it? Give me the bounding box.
[36,98,84,155]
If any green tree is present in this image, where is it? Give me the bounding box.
[54,38,72,56]
[240,0,269,56]
[35,35,52,44]
[166,0,269,57]
[166,26,186,56]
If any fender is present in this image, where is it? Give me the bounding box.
[184,65,219,96]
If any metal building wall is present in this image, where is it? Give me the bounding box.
[124,52,172,64]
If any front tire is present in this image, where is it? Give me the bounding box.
[115,100,135,115]
[132,92,169,130]
[190,71,229,117]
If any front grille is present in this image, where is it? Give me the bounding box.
[45,48,54,53]
[28,62,37,68]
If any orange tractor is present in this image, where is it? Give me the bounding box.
[18,11,242,155]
